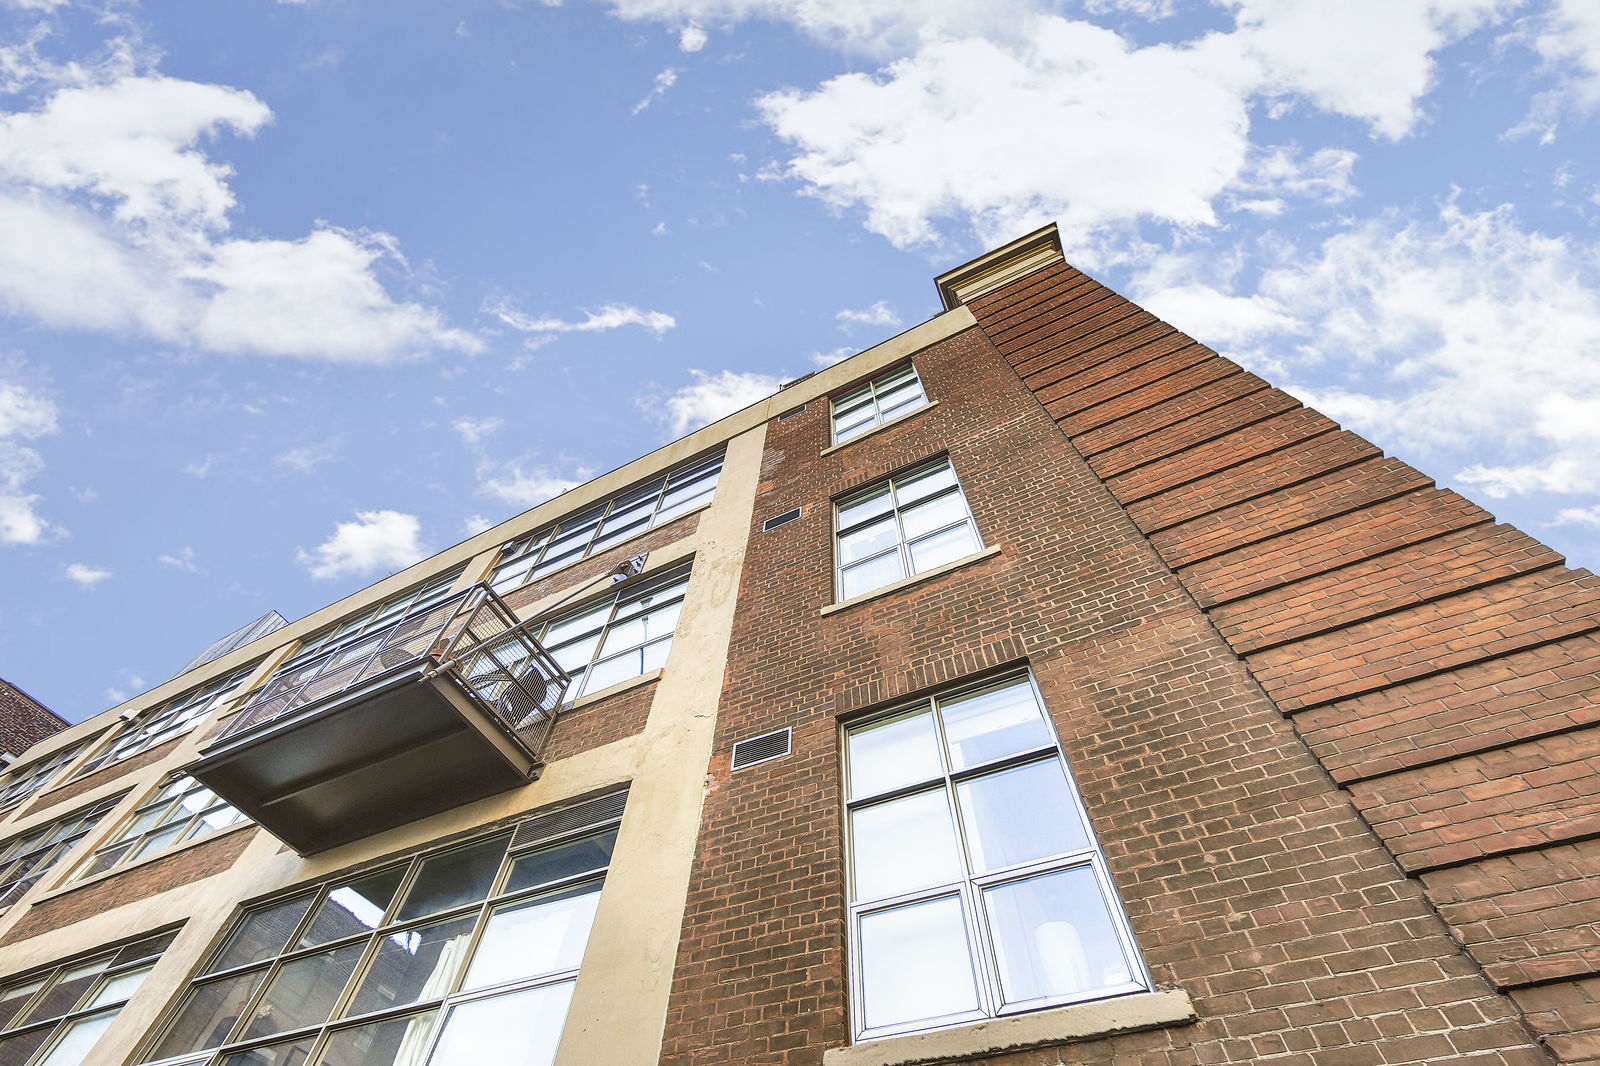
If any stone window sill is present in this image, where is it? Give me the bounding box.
[821,547,1002,617]
[822,988,1196,1066]
[820,402,939,458]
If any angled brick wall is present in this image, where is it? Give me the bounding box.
[0,680,68,759]
[968,259,1600,1064]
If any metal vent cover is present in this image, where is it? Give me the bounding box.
[511,789,628,849]
[763,507,802,532]
[731,728,792,770]
[777,403,808,420]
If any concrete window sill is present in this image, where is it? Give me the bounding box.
[822,988,1196,1066]
[820,402,940,457]
[566,669,664,712]
[821,547,1001,617]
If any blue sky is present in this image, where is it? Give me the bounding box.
[1,0,1598,723]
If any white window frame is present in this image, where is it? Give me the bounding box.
[532,567,690,701]
[69,665,258,783]
[842,672,1149,1042]
[70,777,248,883]
[830,363,929,444]
[0,932,175,1066]
[833,457,982,602]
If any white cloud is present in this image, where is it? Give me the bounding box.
[656,368,780,436]
[0,60,478,361]
[810,346,856,368]
[632,67,679,115]
[158,546,202,572]
[64,563,111,588]
[0,371,58,545]
[476,461,586,508]
[105,672,147,705]
[461,513,496,537]
[452,416,504,446]
[836,300,901,330]
[1556,504,1600,527]
[490,301,677,339]
[1514,0,1600,136]
[678,22,708,51]
[276,439,340,474]
[296,510,428,580]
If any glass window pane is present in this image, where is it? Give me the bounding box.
[850,790,963,903]
[344,915,475,1018]
[898,492,964,541]
[874,381,923,412]
[598,601,681,656]
[982,866,1136,1006]
[461,883,602,991]
[128,825,184,862]
[85,964,153,1008]
[20,960,106,1023]
[576,651,644,696]
[223,1036,314,1066]
[837,489,892,530]
[505,831,617,895]
[938,681,1053,771]
[893,463,957,505]
[956,760,1089,873]
[316,1010,438,1066]
[840,552,904,600]
[395,835,510,922]
[549,634,602,675]
[240,943,365,1042]
[838,517,898,565]
[300,868,407,948]
[36,1008,117,1066]
[541,606,609,649]
[845,711,942,801]
[0,978,45,1029]
[858,896,979,1032]
[834,417,875,443]
[0,1027,50,1066]
[425,981,574,1066]
[212,896,315,973]
[151,968,269,1058]
[907,522,978,573]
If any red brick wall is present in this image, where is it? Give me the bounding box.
[969,259,1600,1063]
[0,681,68,759]
[657,322,1543,1064]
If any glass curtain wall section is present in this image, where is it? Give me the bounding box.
[274,569,467,674]
[831,364,929,444]
[139,794,625,1066]
[0,931,175,1066]
[843,673,1148,1041]
[0,738,97,811]
[69,664,259,782]
[490,451,722,595]
[70,777,248,882]
[530,567,690,701]
[834,458,982,601]
[0,797,122,910]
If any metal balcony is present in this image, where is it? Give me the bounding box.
[187,584,569,855]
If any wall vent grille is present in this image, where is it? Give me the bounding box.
[512,789,628,849]
[763,507,802,532]
[731,728,791,770]
[777,403,808,420]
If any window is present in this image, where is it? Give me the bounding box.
[843,674,1147,1041]
[139,793,624,1066]
[282,568,466,671]
[0,797,121,910]
[834,457,981,601]
[0,931,175,1066]
[831,364,928,444]
[71,777,248,882]
[491,451,722,595]
[70,665,258,782]
[532,568,689,701]
[0,738,96,811]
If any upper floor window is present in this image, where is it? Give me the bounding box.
[70,777,248,883]
[281,568,465,671]
[831,364,928,444]
[0,931,175,1066]
[834,457,981,601]
[0,737,96,811]
[491,451,722,595]
[534,567,690,701]
[139,792,624,1066]
[843,673,1148,1041]
[0,796,121,911]
[69,665,258,782]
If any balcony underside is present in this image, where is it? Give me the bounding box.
[188,665,539,855]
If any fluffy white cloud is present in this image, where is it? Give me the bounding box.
[296,510,428,580]
[452,416,504,446]
[476,462,586,508]
[0,372,58,545]
[657,368,780,436]
[678,22,708,51]
[0,62,477,361]
[632,67,680,115]
[490,301,677,340]
[836,300,901,330]
[275,440,340,475]
[63,563,111,588]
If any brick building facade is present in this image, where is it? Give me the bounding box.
[0,226,1591,1066]
[0,679,67,760]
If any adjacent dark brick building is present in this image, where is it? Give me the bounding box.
[0,678,67,758]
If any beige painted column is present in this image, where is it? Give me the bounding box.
[553,422,766,1066]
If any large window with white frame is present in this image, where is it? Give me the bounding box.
[137,792,624,1066]
[843,673,1148,1041]
[490,450,722,596]
[531,567,689,702]
[834,457,982,601]
[0,930,176,1066]
[70,776,249,883]
[69,664,259,782]
[0,737,97,811]
[0,796,122,911]
[831,363,928,445]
